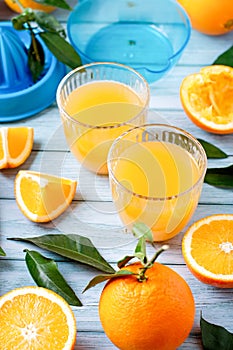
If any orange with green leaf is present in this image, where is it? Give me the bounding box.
[84,223,195,350]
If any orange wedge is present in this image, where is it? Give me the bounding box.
[180,65,233,134]
[182,214,233,288]
[0,286,76,349]
[0,127,34,169]
[15,170,77,222]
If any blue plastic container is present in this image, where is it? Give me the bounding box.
[0,22,67,122]
[67,0,191,83]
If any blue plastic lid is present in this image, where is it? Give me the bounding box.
[0,22,67,122]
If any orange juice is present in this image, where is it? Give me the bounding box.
[62,81,146,174]
[111,141,201,241]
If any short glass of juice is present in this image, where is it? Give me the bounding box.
[107,124,207,241]
[56,62,149,175]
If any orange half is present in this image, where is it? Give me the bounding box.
[15,170,77,222]
[0,286,76,349]
[0,127,34,169]
[180,65,233,134]
[182,214,233,288]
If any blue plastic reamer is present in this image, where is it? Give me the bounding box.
[0,27,33,93]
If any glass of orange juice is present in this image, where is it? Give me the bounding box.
[108,124,207,241]
[56,62,149,175]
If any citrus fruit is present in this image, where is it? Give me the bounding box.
[0,127,34,169]
[0,286,76,349]
[15,170,77,222]
[4,0,55,13]
[99,261,195,350]
[182,214,233,288]
[177,0,233,35]
[180,65,233,134]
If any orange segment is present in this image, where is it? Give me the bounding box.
[0,286,76,349]
[180,65,233,134]
[182,214,233,288]
[0,127,34,169]
[15,170,77,222]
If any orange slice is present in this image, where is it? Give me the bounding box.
[0,286,76,349]
[0,127,34,169]
[15,170,77,222]
[180,65,233,134]
[182,214,233,288]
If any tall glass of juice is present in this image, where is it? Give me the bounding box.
[108,124,207,241]
[56,62,149,174]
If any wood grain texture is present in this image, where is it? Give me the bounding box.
[0,1,233,348]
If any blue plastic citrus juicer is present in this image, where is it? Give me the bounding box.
[0,22,66,122]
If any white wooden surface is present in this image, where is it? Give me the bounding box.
[1,2,233,349]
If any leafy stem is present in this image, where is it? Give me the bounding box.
[83,223,169,292]
[30,26,40,62]
[11,0,82,82]
[137,244,169,282]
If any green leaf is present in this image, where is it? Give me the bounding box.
[28,32,45,82]
[8,233,115,273]
[201,316,233,349]
[197,139,228,159]
[213,46,233,68]
[134,236,147,263]
[117,223,153,267]
[132,222,154,243]
[204,165,233,188]
[35,12,66,38]
[25,249,82,306]
[39,31,82,68]
[117,255,135,268]
[83,270,135,293]
[34,0,72,10]
[0,247,6,256]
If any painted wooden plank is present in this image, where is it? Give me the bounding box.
[1,201,233,263]
[1,260,233,323]
[1,151,232,203]
[1,107,232,158]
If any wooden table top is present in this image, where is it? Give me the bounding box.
[1,1,233,349]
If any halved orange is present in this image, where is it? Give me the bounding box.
[0,127,34,169]
[180,65,233,134]
[0,286,77,349]
[15,170,77,222]
[182,214,233,288]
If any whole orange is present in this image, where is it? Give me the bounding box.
[99,262,195,350]
[4,0,55,13]
[177,0,233,35]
